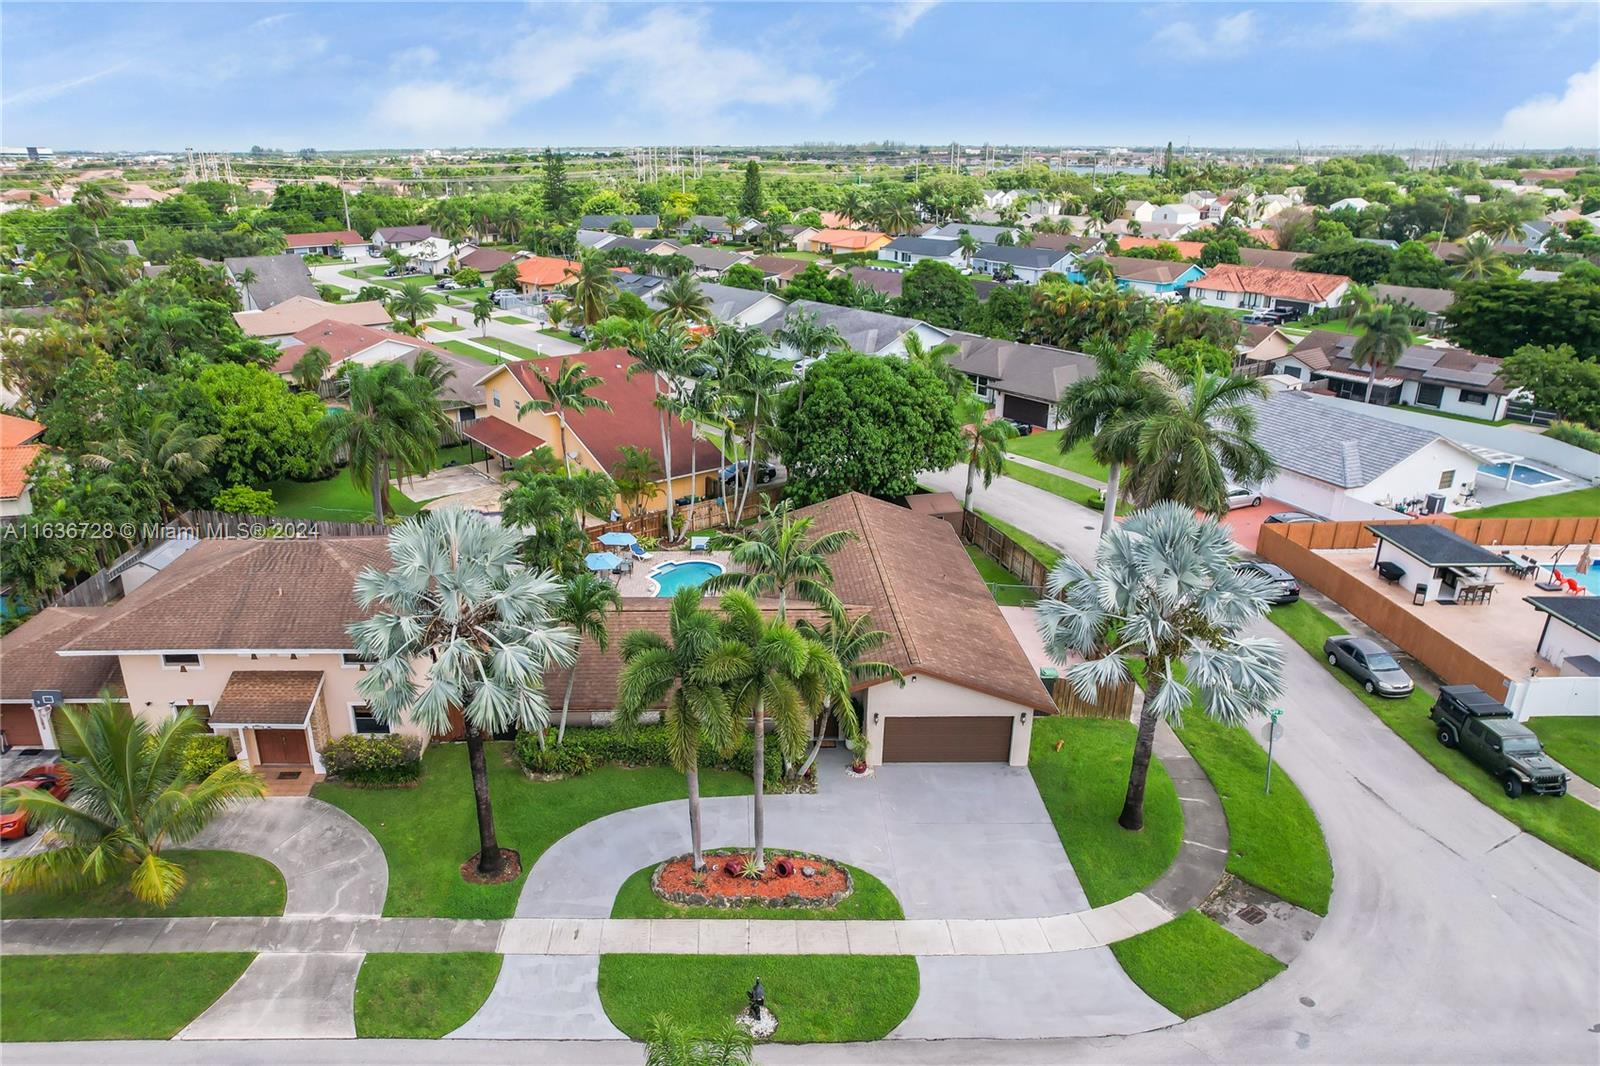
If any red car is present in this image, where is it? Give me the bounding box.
[0,765,71,839]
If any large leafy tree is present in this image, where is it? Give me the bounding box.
[895,260,976,330]
[1445,276,1600,358]
[349,510,576,878]
[1055,331,1155,536]
[1036,503,1284,830]
[320,361,443,523]
[554,572,622,746]
[1502,343,1600,429]
[0,703,265,907]
[738,160,763,220]
[517,358,612,476]
[190,362,325,486]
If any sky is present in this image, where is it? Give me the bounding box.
[2,1,1597,152]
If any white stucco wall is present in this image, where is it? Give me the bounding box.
[861,673,1033,767]
[1535,617,1600,673]
[1349,439,1481,512]
[1371,540,1443,602]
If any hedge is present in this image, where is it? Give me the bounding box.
[321,733,423,786]
[514,724,781,786]
[180,734,234,782]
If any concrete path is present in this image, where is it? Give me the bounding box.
[516,755,1089,921]
[1143,722,1230,914]
[1006,452,1107,488]
[178,952,362,1040]
[188,797,388,918]
[446,957,621,1040]
[923,464,1105,567]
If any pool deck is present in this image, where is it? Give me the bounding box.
[613,549,733,597]
[1470,462,1589,510]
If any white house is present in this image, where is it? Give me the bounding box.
[878,236,967,268]
[1528,599,1600,676]
[284,230,369,258]
[1328,197,1372,213]
[969,244,1076,283]
[1278,331,1512,420]
[405,237,473,276]
[370,225,440,256]
[1126,200,1158,223]
[1150,202,1202,227]
[1187,264,1351,314]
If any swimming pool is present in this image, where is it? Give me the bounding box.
[1477,461,1566,487]
[650,560,725,597]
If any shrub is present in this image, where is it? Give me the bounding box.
[213,485,276,515]
[1546,420,1600,454]
[321,733,423,786]
[179,734,234,782]
[512,724,781,786]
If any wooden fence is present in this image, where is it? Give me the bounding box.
[959,510,1052,595]
[177,511,391,538]
[585,488,777,542]
[1257,514,1600,697]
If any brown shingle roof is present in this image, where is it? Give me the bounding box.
[0,608,125,701]
[211,671,323,726]
[464,417,546,459]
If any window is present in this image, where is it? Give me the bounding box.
[162,653,201,670]
[341,652,375,670]
[350,705,389,735]
[1438,469,1455,490]
[491,390,501,408]
[174,702,212,729]
[1458,390,1488,406]
[459,408,476,423]
[1416,383,1444,408]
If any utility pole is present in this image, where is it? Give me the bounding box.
[340,161,351,231]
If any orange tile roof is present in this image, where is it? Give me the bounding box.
[284,229,365,248]
[515,256,580,288]
[1114,236,1206,260]
[0,442,42,500]
[0,414,45,448]
[1191,263,1351,302]
[812,228,888,250]
[463,417,546,460]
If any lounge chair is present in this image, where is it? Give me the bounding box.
[630,543,651,561]
[690,536,710,552]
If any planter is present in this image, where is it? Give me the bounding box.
[651,848,853,910]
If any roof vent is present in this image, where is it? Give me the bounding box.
[1340,440,1362,484]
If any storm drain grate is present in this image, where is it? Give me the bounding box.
[1237,904,1269,925]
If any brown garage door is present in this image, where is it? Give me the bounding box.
[2,703,43,747]
[882,716,1012,763]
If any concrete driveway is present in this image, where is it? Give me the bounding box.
[516,751,1089,920]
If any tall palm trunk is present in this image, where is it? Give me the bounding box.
[684,422,700,542]
[798,704,831,778]
[370,460,389,524]
[1364,364,1378,404]
[556,414,572,476]
[964,447,980,513]
[1118,654,1167,831]
[751,692,767,870]
[557,643,579,745]
[464,723,504,875]
[657,381,675,539]
[1100,461,1121,538]
[687,760,705,871]
[734,393,761,522]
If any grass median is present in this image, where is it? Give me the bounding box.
[1110,910,1284,1019]
[1527,717,1600,788]
[2,850,284,919]
[354,952,502,1038]
[0,953,255,1040]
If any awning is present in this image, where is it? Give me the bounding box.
[463,417,546,461]
[210,671,323,728]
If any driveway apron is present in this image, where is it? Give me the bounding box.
[178,952,362,1040]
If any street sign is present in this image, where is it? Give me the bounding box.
[1263,721,1284,743]
[1264,708,1284,794]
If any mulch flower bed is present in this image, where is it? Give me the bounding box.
[460,847,521,885]
[652,848,852,909]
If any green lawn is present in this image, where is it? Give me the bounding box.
[1396,404,1509,428]
[965,545,1033,606]
[773,250,823,262]
[2,850,285,919]
[1174,714,1333,914]
[354,953,502,1038]
[1029,717,1183,907]
[1007,430,1110,482]
[498,314,534,325]
[426,319,465,331]
[1527,717,1600,788]
[265,473,422,523]
[598,955,918,1043]
[438,339,506,365]
[474,335,546,359]
[1004,459,1120,514]
[976,510,1063,567]
[1267,598,1600,869]
[1109,911,1284,1019]
[0,953,255,1040]
[1293,317,1366,336]
[538,327,582,344]
[1459,486,1600,519]
[610,859,903,921]
[313,742,751,918]
[340,265,390,280]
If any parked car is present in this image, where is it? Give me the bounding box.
[491,289,520,301]
[1429,685,1568,798]
[719,459,777,487]
[1264,510,1321,525]
[1002,418,1034,437]
[434,278,462,290]
[1322,635,1414,697]
[1234,560,1300,604]
[1225,484,1263,509]
[0,765,70,840]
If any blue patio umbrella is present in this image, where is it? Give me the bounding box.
[584,552,622,572]
[598,531,638,548]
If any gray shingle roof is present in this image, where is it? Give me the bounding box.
[882,236,964,257]
[580,214,658,230]
[1372,284,1456,315]
[223,254,318,310]
[763,300,937,355]
[1365,524,1516,568]
[1529,597,1600,642]
[677,245,750,271]
[1249,391,1461,488]
[971,244,1072,270]
[647,282,778,324]
[945,332,1095,403]
[921,223,1016,244]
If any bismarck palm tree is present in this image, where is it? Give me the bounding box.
[1350,303,1416,404]
[387,281,439,329]
[82,411,222,519]
[958,396,1017,514]
[290,345,332,392]
[616,586,737,871]
[1036,503,1284,830]
[321,361,443,523]
[570,251,619,326]
[348,509,577,878]
[0,702,265,908]
[1055,330,1155,537]
[554,572,621,746]
[653,272,711,327]
[517,358,612,476]
[1110,364,1275,516]
[794,604,901,777]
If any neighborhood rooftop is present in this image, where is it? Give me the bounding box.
[1363,523,1516,568]
[1247,390,1462,489]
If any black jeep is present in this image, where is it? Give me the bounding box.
[1428,685,1569,798]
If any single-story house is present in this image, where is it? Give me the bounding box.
[1235,324,1298,374]
[745,255,810,289]
[777,224,821,251]
[580,214,659,236]
[1528,598,1600,676]
[232,296,393,341]
[1151,203,1202,227]
[1024,232,1104,256]
[920,222,1019,245]
[514,255,580,293]
[458,247,519,275]
[576,229,618,250]
[284,230,368,258]
[969,244,1076,283]
[1371,283,1456,332]
[677,245,753,277]
[878,236,967,268]
[0,189,60,212]
[648,281,786,328]
[1248,391,1484,520]
[607,236,683,257]
[223,254,320,311]
[945,332,1095,428]
[1518,268,1563,284]
[1239,248,1310,270]
[114,183,169,207]
[1,607,127,750]
[471,351,724,509]
[1,413,46,520]
[370,225,440,255]
[1186,263,1351,314]
[676,215,762,240]
[270,321,490,428]
[845,266,904,299]
[1275,331,1510,419]
[763,301,949,361]
[1112,236,1206,260]
[1092,256,1205,298]
[1327,197,1371,213]
[811,229,891,255]
[612,272,670,300]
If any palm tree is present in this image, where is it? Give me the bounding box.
[71,181,121,237]
[957,396,1017,513]
[1350,303,1415,404]
[554,572,622,745]
[955,228,979,263]
[49,226,127,295]
[290,345,332,392]
[1337,282,1375,320]
[0,702,265,907]
[772,309,844,367]
[1036,502,1284,830]
[702,497,853,619]
[1109,364,1275,515]
[1055,330,1154,537]
[901,332,970,400]
[715,333,791,520]
[320,361,443,523]
[653,272,711,327]
[518,358,612,476]
[627,325,696,538]
[794,605,900,777]
[82,411,222,519]
[234,267,259,291]
[616,587,737,870]
[703,589,844,870]
[349,510,576,878]
[875,197,916,235]
[838,188,866,227]
[387,281,439,329]
[1451,233,1505,282]
[472,295,495,338]
[1470,201,1524,243]
[570,251,619,326]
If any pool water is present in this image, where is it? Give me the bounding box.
[1554,566,1600,595]
[651,560,725,597]
[1477,461,1565,486]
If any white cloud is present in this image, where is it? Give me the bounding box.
[1343,0,1576,40]
[1,63,129,107]
[248,13,293,32]
[880,1,939,39]
[1496,61,1600,148]
[391,45,439,68]
[1153,10,1256,54]
[372,82,512,142]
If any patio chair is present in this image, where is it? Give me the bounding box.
[630,543,652,561]
[690,536,710,552]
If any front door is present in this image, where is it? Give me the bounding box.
[255,728,310,764]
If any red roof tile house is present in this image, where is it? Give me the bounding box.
[284,229,370,257]
[515,255,581,293]
[1187,263,1352,314]
[1,413,46,519]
